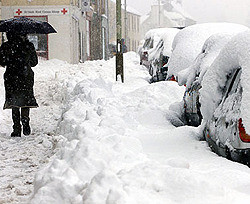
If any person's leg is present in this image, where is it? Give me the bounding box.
[21,107,31,135]
[11,107,21,137]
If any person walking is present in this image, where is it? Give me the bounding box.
[0,32,38,137]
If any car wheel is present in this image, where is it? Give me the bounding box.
[149,64,153,76]
[225,146,232,160]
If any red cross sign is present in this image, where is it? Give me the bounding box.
[16,9,22,16]
[61,8,68,15]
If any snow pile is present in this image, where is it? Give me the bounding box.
[149,28,179,61]
[167,23,249,78]
[200,30,250,133]
[30,53,185,203]
[0,51,242,203]
[3,51,250,203]
[178,33,238,87]
[29,52,250,204]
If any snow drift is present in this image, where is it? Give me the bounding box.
[200,30,250,134]
[25,52,250,204]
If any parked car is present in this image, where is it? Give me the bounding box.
[200,30,250,165]
[139,28,175,69]
[167,23,249,83]
[174,23,248,127]
[148,28,179,82]
[182,31,247,126]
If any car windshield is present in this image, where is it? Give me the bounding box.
[222,68,241,102]
[143,38,152,49]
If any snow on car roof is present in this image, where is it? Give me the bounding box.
[200,30,250,133]
[178,33,240,88]
[143,27,179,56]
[144,27,176,42]
[148,28,179,61]
[167,23,249,78]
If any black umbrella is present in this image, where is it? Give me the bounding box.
[0,17,57,34]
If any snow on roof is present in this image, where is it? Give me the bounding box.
[162,10,185,27]
[124,5,142,16]
[140,14,150,24]
[164,10,184,21]
[167,23,249,78]
[171,1,194,20]
[151,0,163,6]
[200,30,250,133]
[110,0,141,16]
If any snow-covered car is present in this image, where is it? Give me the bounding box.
[182,33,232,126]
[181,27,248,126]
[167,23,249,82]
[139,28,176,69]
[200,30,250,165]
[148,28,179,82]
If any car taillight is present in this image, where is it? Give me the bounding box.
[170,75,176,81]
[238,118,250,142]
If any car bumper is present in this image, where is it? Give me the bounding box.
[184,112,201,127]
[205,127,250,166]
[230,148,250,166]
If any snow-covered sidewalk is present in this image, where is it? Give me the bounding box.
[0,60,71,203]
[1,53,250,203]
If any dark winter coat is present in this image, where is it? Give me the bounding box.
[0,36,38,109]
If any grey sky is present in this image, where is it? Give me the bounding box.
[126,0,250,26]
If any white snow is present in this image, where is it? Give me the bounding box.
[0,59,69,203]
[148,28,179,61]
[178,33,240,87]
[1,52,250,203]
[167,23,249,78]
[200,30,250,134]
[144,28,176,50]
[110,0,142,16]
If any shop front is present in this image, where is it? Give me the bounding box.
[2,4,88,64]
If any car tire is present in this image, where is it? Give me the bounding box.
[149,64,153,76]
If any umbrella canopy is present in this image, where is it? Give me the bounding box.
[0,17,57,34]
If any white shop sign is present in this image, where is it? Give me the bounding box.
[14,8,69,16]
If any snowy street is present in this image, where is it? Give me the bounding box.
[1,53,250,203]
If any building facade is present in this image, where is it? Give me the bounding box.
[90,0,109,60]
[1,0,89,64]
[108,0,141,53]
[140,0,196,38]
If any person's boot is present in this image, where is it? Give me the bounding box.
[11,124,21,137]
[21,116,31,136]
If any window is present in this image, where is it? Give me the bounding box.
[26,16,48,60]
